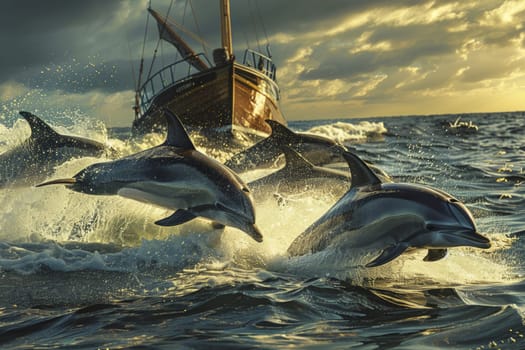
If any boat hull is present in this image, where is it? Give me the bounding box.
[131,61,286,137]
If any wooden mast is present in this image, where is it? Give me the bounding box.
[220,0,233,60]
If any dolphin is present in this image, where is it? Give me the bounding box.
[0,111,108,188]
[287,151,491,267]
[224,119,345,172]
[37,110,263,242]
[248,146,350,202]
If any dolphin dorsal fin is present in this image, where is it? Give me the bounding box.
[282,146,314,172]
[342,151,382,188]
[265,119,297,142]
[19,111,60,141]
[163,109,196,150]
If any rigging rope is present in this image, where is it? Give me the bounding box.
[175,0,189,62]
[127,31,138,91]
[248,0,262,53]
[137,0,151,92]
[254,0,271,55]
[146,0,175,82]
[188,0,210,58]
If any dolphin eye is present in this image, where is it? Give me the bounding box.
[449,198,459,203]
[242,187,250,193]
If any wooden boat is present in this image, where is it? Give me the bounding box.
[131,0,287,138]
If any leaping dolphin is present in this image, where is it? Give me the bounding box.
[248,146,350,202]
[224,119,345,172]
[0,111,108,188]
[287,151,491,267]
[37,110,263,242]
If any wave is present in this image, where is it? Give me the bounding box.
[0,113,520,289]
[304,120,387,143]
[0,177,518,292]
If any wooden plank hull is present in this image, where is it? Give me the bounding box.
[131,62,286,137]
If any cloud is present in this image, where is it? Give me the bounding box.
[0,0,524,125]
[0,1,147,84]
[271,0,525,118]
[0,81,29,102]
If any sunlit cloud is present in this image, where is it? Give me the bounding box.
[0,0,523,123]
[481,0,525,25]
[0,81,29,103]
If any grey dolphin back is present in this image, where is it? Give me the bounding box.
[264,119,298,142]
[19,111,60,142]
[342,151,382,188]
[281,146,315,173]
[223,121,292,171]
[162,109,196,150]
[19,111,107,152]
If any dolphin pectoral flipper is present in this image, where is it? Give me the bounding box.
[423,249,448,262]
[366,243,409,267]
[155,209,197,226]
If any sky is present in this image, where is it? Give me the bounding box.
[0,0,524,127]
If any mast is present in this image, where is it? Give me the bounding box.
[220,0,233,60]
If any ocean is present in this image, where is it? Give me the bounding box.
[0,111,524,349]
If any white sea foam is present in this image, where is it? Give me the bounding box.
[305,121,387,143]
[0,168,338,275]
[0,117,517,288]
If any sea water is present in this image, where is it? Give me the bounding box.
[1,110,525,349]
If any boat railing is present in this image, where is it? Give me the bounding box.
[137,53,212,116]
[241,49,277,81]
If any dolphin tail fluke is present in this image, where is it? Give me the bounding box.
[35,178,77,187]
[155,209,197,226]
[366,243,409,267]
[423,249,448,262]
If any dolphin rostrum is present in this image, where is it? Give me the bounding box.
[224,119,345,172]
[0,111,108,188]
[287,151,491,267]
[37,110,263,242]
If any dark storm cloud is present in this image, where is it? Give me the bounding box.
[1,0,523,122]
[0,0,397,92]
[229,0,424,34]
[1,1,121,29]
[298,27,455,81]
[0,0,460,93]
[0,0,123,82]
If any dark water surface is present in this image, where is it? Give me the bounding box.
[1,112,525,349]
